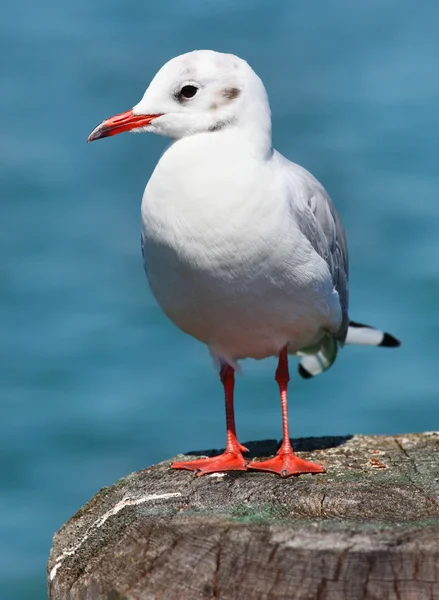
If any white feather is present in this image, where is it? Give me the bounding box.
[345,325,385,346]
[136,51,345,365]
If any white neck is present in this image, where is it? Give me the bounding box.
[232,95,272,160]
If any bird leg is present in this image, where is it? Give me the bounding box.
[248,347,325,477]
[171,363,248,476]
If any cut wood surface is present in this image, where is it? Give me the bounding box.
[48,433,439,600]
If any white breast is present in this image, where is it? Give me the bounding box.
[141,132,341,363]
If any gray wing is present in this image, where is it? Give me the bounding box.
[277,152,349,342]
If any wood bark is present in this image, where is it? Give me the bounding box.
[48,433,439,599]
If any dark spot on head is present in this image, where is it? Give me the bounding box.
[208,121,226,132]
[208,116,236,132]
[222,87,241,100]
[210,102,219,111]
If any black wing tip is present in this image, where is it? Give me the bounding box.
[298,364,313,379]
[349,320,367,329]
[379,332,401,348]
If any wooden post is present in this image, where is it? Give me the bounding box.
[47,433,439,599]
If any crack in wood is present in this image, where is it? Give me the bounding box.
[394,438,439,512]
[333,543,353,582]
[213,528,230,599]
[315,577,327,600]
[320,492,327,516]
[361,554,375,600]
[391,562,402,600]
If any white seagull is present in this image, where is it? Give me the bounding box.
[88,50,400,477]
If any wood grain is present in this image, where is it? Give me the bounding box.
[47,433,439,599]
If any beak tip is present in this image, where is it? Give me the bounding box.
[87,125,108,143]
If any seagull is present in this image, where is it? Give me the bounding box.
[88,50,400,477]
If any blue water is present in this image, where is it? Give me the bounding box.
[2,0,438,597]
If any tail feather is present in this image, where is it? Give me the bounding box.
[346,321,401,347]
[297,335,338,379]
[298,321,401,379]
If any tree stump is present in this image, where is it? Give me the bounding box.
[47,433,439,600]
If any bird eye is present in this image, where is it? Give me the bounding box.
[179,85,198,99]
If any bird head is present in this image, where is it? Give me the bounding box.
[88,50,270,143]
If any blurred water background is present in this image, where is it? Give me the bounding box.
[1,0,438,597]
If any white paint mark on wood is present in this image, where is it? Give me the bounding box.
[49,492,181,581]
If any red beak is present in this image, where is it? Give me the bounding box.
[87,109,162,142]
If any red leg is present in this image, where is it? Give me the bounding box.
[248,347,325,477]
[171,364,248,476]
